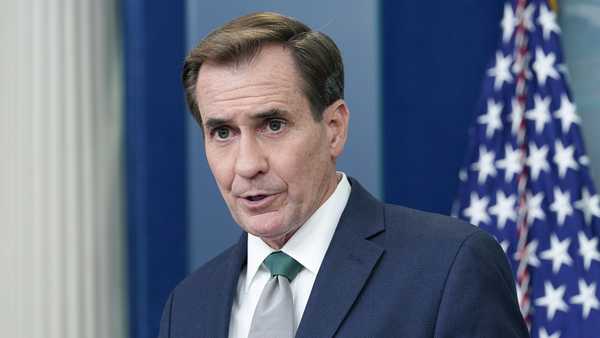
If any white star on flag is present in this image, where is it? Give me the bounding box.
[535,281,569,320]
[463,193,491,226]
[509,98,524,135]
[579,155,590,166]
[527,191,546,224]
[478,100,503,138]
[539,328,561,338]
[487,52,513,90]
[458,169,468,182]
[500,3,516,42]
[526,94,551,134]
[471,146,497,184]
[533,48,559,86]
[540,234,572,273]
[515,239,541,268]
[538,4,561,40]
[570,279,600,319]
[553,140,578,178]
[575,188,600,225]
[578,232,600,270]
[580,155,590,166]
[550,187,574,226]
[554,94,580,133]
[489,191,517,229]
[496,145,522,182]
[522,3,536,32]
[527,143,550,180]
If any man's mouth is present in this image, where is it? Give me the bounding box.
[239,193,279,210]
[246,195,267,202]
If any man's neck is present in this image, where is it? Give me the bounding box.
[260,172,342,249]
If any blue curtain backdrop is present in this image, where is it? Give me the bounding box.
[123,1,188,338]
[381,0,505,214]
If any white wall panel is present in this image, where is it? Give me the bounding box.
[0,1,127,337]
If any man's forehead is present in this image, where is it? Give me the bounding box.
[196,45,299,90]
[196,80,296,118]
[195,45,306,121]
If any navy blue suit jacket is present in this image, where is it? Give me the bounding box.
[159,178,529,337]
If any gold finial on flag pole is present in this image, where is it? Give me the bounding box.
[549,0,559,12]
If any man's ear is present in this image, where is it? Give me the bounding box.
[322,99,350,159]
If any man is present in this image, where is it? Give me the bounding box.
[159,12,529,338]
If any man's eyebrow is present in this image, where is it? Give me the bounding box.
[252,108,289,120]
[203,109,290,130]
[204,117,230,130]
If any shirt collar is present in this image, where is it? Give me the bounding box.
[245,172,351,290]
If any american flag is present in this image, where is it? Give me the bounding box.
[453,0,600,337]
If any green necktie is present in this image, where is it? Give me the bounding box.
[248,251,303,338]
[264,251,303,281]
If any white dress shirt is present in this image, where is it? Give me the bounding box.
[228,173,351,338]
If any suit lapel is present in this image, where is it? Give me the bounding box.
[295,178,385,338]
[205,233,247,338]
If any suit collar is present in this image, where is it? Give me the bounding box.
[338,177,385,239]
[209,233,247,338]
[295,177,385,338]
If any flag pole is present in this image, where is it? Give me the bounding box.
[513,0,533,327]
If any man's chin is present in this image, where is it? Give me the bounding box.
[253,228,298,249]
[245,224,288,239]
[240,216,300,246]
[239,212,285,235]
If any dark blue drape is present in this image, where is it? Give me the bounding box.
[123,1,187,337]
[381,0,504,213]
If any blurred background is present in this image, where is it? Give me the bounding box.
[1,0,598,337]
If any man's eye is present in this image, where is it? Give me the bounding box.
[214,127,230,140]
[267,119,285,132]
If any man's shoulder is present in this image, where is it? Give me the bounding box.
[383,203,476,236]
[380,203,498,253]
[344,176,498,255]
[373,203,510,295]
[346,177,489,245]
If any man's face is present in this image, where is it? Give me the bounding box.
[195,44,348,248]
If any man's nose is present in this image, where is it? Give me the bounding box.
[234,134,268,178]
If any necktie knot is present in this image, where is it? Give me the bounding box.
[263,251,303,282]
